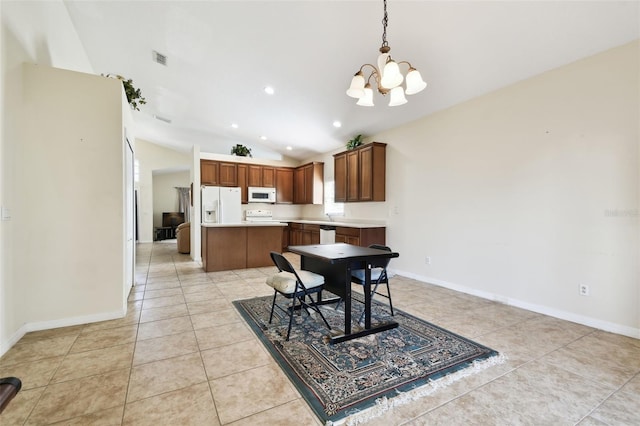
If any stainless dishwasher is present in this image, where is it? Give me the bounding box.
[319,225,336,244]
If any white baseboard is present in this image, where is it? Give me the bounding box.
[392,268,640,340]
[0,309,126,358]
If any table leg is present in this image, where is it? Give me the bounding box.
[364,263,372,329]
[344,264,351,335]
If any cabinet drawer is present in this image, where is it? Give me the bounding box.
[302,224,320,231]
[336,227,360,237]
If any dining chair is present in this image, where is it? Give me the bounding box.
[350,244,394,323]
[266,252,331,341]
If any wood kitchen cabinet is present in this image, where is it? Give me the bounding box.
[288,223,320,246]
[248,165,276,188]
[276,168,294,204]
[237,164,248,203]
[293,162,324,204]
[262,167,275,187]
[200,159,301,204]
[335,226,386,247]
[288,223,303,246]
[201,160,238,187]
[202,225,284,271]
[219,162,238,186]
[333,142,386,202]
[334,153,347,202]
[201,160,219,185]
[347,150,359,202]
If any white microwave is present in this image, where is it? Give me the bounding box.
[248,187,276,203]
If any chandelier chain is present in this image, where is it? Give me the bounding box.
[381,0,389,48]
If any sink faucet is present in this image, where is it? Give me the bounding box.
[326,213,334,222]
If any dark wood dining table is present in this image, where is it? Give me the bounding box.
[287,243,400,344]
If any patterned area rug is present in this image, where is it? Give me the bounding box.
[234,294,502,425]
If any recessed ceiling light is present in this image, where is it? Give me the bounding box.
[264,86,275,95]
[231,123,238,129]
[286,146,293,151]
[333,120,342,128]
[260,135,268,140]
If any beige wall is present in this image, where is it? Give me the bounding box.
[1,0,100,353]
[309,41,639,336]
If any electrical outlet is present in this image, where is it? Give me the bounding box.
[579,284,590,296]
[425,256,431,265]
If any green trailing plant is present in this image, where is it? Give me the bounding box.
[346,134,364,150]
[103,74,147,111]
[231,144,252,157]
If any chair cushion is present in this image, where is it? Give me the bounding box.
[351,268,383,282]
[266,270,324,294]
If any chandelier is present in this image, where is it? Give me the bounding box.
[346,0,427,107]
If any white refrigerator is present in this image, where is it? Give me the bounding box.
[201,186,242,224]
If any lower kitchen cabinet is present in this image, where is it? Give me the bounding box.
[288,223,320,246]
[202,225,284,272]
[286,223,385,248]
[335,226,386,247]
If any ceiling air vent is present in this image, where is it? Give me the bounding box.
[153,115,171,124]
[152,50,167,66]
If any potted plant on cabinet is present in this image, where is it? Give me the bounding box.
[103,74,146,111]
[346,134,363,150]
[231,144,252,157]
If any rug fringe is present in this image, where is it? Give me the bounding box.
[326,353,508,426]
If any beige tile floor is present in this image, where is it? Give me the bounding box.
[1,241,639,425]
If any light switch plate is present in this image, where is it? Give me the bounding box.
[1,206,11,221]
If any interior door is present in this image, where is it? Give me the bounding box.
[125,140,135,292]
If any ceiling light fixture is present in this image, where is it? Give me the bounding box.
[286,146,292,151]
[264,86,275,95]
[333,120,342,128]
[260,135,268,140]
[231,123,238,129]
[346,0,427,107]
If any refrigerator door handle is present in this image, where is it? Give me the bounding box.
[218,197,222,223]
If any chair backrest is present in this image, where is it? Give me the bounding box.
[270,251,296,275]
[368,244,392,270]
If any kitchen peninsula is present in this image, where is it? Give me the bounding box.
[201,222,287,272]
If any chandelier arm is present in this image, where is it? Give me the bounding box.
[396,60,414,69]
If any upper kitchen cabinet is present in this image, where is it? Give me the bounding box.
[294,162,324,204]
[219,162,238,186]
[201,160,219,185]
[333,142,386,202]
[248,165,276,188]
[276,167,294,204]
[200,160,238,187]
[237,164,248,203]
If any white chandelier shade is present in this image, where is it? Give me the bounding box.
[356,84,375,107]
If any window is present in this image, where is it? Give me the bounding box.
[324,181,344,216]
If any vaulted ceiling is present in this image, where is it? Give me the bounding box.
[64,1,639,160]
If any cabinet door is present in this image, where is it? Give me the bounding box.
[219,162,238,186]
[359,145,374,201]
[201,160,219,185]
[262,167,276,187]
[334,153,347,202]
[346,151,359,202]
[248,165,262,187]
[237,164,248,204]
[304,164,314,204]
[294,167,306,204]
[276,168,294,204]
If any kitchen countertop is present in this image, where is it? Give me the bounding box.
[278,219,386,229]
[201,221,288,228]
